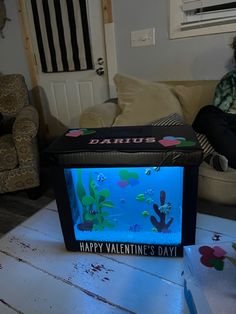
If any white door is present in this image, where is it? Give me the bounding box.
[25,0,109,138]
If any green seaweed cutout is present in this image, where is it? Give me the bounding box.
[89,173,96,200]
[76,170,115,231]
[76,169,88,221]
[77,169,86,202]
[99,189,110,198]
[82,195,95,206]
[100,201,114,208]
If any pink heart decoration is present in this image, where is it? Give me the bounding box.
[213,246,227,257]
[159,139,181,147]
[118,180,129,188]
[65,129,84,137]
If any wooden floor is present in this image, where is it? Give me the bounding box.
[0,167,55,237]
[0,191,54,238]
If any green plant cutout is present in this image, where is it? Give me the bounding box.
[77,169,115,231]
[226,243,236,266]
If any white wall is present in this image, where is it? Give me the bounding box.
[0,0,30,86]
[113,0,236,81]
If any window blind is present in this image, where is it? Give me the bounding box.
[181,0,236,30]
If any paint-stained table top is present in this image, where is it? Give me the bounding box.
[0,200,235,314]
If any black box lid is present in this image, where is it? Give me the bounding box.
[45,125,203,167]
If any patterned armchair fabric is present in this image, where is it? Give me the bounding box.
[0,74,40,193]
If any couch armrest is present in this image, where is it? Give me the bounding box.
[79,102,121,128]
[12,106,39,164]
[13,106,39,139]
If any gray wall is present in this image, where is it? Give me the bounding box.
[0,0,31,86]
[113,0,236,81]
[1,0,235,87]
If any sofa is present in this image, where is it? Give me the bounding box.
[79,73,236,205]
[0,74,40,196]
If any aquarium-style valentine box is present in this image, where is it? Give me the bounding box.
[46,125,202,257]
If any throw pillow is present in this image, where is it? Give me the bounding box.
[150,113,227,171]
[151,113,185,126]
[195,132,214,157]
[151,113,214,158]
[113,73,183,126]
[174,83,217,124]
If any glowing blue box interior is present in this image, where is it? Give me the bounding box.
[47,125,202,257]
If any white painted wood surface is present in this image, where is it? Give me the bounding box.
[0,200,235,314]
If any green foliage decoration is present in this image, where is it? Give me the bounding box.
[77,170,115,231]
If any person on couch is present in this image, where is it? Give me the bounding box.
[193,36,236,171]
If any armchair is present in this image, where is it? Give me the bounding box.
[0,74,40,195]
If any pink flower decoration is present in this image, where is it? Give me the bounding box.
[199,245,226,270]
[158,139,181,147]
[65,129,84,137]
[213,246,227,257]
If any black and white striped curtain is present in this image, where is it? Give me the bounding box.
[31,0,93,73]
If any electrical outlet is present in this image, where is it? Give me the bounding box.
[131,28,155,47]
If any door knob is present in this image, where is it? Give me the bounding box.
[96,67,104,76]
[97,57,104,65]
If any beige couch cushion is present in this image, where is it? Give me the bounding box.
[79,102,120,128]
[113,73,183,126]
[198,162,236,205]
[174,82,217,124]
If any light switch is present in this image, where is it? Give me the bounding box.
[131,28,155,47]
